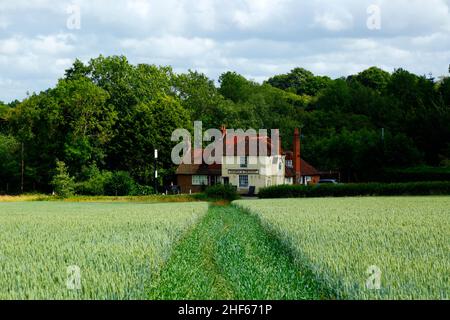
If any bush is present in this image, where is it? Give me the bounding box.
[204,184,240,201]
[76,164,113,196]
[258,182,450,199]
[104,171,137,196]
[51,161,75,198]
[133,184,155,196]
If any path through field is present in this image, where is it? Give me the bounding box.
[149,205,330,300]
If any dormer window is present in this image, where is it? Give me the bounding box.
[286,160,293,168]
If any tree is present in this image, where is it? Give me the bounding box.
[51,161,75,198]
[104,171,136,196]
[0,134,20,193]
[174,71,236,129]
[354,67,391,93]
[76,163,112,196]
[266,68,332,96]
[7,78,116,189]
[3,55,448,190]
[0,101,9,134]
[118,95,190,183]
[219,71,255,103]
[53,78,117,173]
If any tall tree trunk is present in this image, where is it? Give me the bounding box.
[21,142,24,194]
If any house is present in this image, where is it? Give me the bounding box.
[175,149,222,194]
[220,130,285,194]
[285,152,321,185]
[175,128,320,194]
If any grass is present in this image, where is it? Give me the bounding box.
[0,194,51,202]
[235,197,450,300]
[0,194,199,203]
[149,205,329,300]
[0,201,208,299]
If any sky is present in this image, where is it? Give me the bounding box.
[1,0,450,102]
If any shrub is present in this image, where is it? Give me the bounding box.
[204,184,240,201]
[258,182,450,199]
[51,161,75,198]
[133,185,155,196]
[76,164,113,196]
[104,171,137,196]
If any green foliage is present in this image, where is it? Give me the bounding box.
[305,129,421,181]
[76,163,113,195]
[2,56,450,191]
[204,184,240,201]
[104,171,137,196]
[380,166,450,182]
[174,71,235,129]
[258,182,450,198]
[51,161,75,198]
[0,134,20,192]
[219,71,255,103]
[354,66,391,92]
[0,101,10,133]
[266,67,332,96]
[134,184,155,196]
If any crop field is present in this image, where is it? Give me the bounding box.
[0,202,208,300]
[1,197,448,300]
[235,197,450,300]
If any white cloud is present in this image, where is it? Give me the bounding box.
[313,9,354,32]
[1,0,450,102]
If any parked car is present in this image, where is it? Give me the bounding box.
[318,179,339,185]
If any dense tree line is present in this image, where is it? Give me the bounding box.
[0,56,449,194]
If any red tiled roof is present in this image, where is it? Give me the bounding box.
[176,163,222,175]
[176,148,222,175]
[285,151,320,177]
[222,134,281,156]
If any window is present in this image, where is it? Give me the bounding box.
[239,175,249,188]
[286,160,293,168]
[240,156,248,168]
[192,175,208,186]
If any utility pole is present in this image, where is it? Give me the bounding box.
[154,149,158,194]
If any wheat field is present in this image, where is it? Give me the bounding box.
[0,202,208,300]
[235,197,450,300]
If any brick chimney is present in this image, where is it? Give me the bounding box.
[293,128,302,184]
[278,132,283,155]
[220,125,227,136]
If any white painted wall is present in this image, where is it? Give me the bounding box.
[221,155,286,193]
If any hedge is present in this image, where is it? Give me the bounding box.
[378,167,450,183]
[204,184,240,201]
[258,182,450,198]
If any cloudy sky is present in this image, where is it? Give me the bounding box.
[1,0,450,102]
